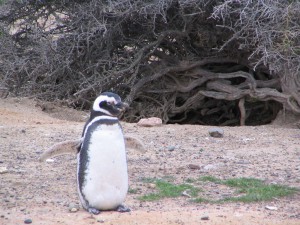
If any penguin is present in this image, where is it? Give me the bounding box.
[77,92,130,215]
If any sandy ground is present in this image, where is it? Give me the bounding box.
[0,97,299,225]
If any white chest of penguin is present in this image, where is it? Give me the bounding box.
[81,123,128,210]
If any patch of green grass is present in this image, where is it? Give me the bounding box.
[220,177,298,203]
[185,178,196,183]
[138,179,200,201]
[161,175,176,182]
[199,176,298,203]
[193,197,210,203]
[128,188,138,194]
[137,176,298,203]
[139,177,158,183]
[199,175,222,183]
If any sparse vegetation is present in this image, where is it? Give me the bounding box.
[139,178,200,201]
[220,178,298,203]
[128,188,139,194]
[199,176,222,184]
[139,176,298,203]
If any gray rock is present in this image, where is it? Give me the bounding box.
[167,146,176,151]
[0,167,8,174]
[68,203,79,213]
[201,215,209,220]
[265,205,278,211]
[188,164,200,170]
[203,164,218,170]
[208,128,224,138]
[24,219,32,224]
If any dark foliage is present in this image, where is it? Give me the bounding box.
[0,0,299,125]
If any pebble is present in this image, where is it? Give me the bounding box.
[69,207,78,212]
[203,164,218,170]
[46,159,55,163]
[167,146,175,151]
[188,164,200,170]
[147,183,156,189]
[24,218,32,224]
[265,205,278,211]
[0,167,8,174]
[201,215,209,220]
[182,190,192,198]
[68,203,79,212]
[208,128,224,138]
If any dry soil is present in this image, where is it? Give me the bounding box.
[0,97,299,225]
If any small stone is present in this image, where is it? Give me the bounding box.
[147,183,156,189]
[97,219,105,223]
[137,117,162,127]
[201,215,209,220]
[46,159,55,163]
[68,203,79,212]
[24,218,32,224]
[167,146,175,151]
[0,167,8,174]
[265,205,278,211]
[208,128,224,138]
[188,164,200,170]
[182,190,192,198]
[69,207,78,212]
[203,164,218,170]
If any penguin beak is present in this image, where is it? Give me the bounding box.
[116,102,129,112]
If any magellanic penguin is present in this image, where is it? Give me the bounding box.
[77,92,130,215]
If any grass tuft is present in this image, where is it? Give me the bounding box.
[199,176,222,183]
[138,179,200,201]
[213,177,298,203]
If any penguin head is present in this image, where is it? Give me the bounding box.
[92,92,128,117]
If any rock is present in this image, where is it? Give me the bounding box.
[45,159,55,163]
[68,203,79,212]
[182,190,192,198]
[188,164,200,170]
[208,128,224,138]
[147,183,156,189]
[137,117,162,127]
[0,167,8,174]
[203,164,218,170]
[167,146,175,151]
[24,218,32,224]
[69,207,78,212]
[201,215,209,220]
[265,205,278,211]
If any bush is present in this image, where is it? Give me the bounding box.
[0,0,299,125]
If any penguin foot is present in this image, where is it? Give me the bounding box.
[116,204,131,213]
[88,207,101,215]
